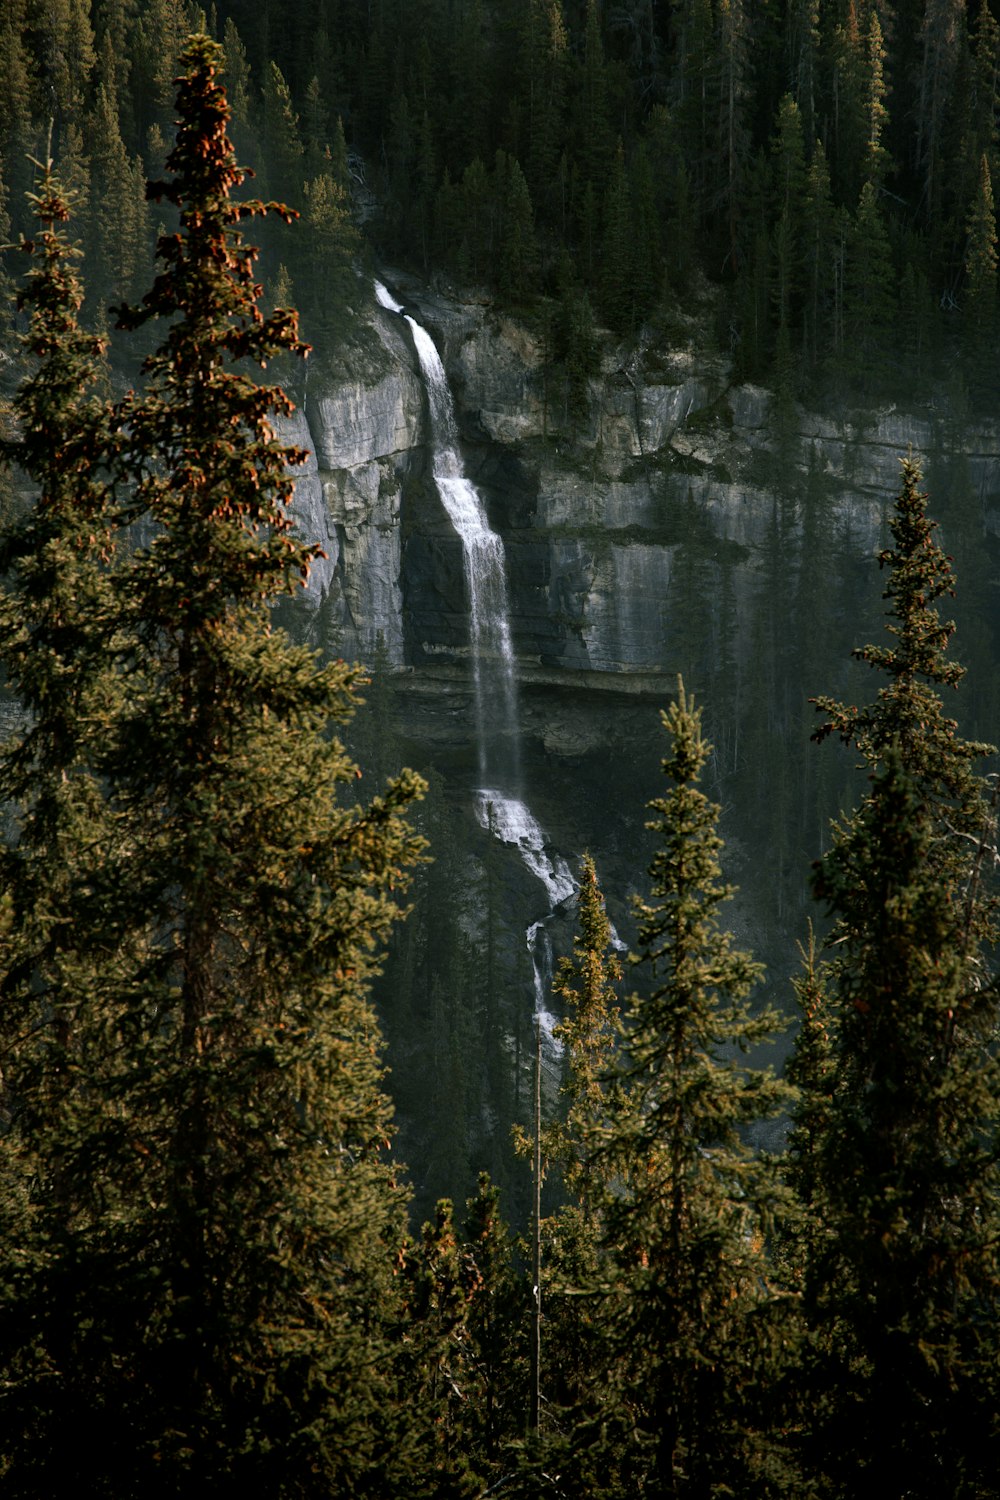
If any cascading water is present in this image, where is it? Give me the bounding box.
[375,280,519,789]
[375,278,572,1049]
[474,791,574,1047]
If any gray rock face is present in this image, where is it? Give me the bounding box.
[291,281,1000,696]
[276,307,427,665]
[274,408,338,605]
[310,371,423,471]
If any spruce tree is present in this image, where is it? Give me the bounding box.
[0,157,135,1497]
[0,37,427,1495]
[799,459,1000,1497]
[963,152,998,399]
[550,855,621,1159]
[602,680,791,1499]
[534,855,630,1497]
[843,180,896,393]
[813,457,996,918]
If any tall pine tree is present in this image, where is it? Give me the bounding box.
[798,458,1000,1497]
[0,37,428,1495]
[601,680,791,1499]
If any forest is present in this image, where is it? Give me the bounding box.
[1,3,1000,1498]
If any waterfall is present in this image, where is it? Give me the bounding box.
[411,328,520,788]
[376,279,573,1051]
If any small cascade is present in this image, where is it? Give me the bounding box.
[376,278,576,1052]
[474,791,575,1052]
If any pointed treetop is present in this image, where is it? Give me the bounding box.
[813,456,994,799]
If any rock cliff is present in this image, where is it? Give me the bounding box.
[278,309,424,667]
[287,278,1000,701]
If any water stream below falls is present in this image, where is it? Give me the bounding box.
[375,279,573,1050]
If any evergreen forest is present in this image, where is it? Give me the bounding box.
[1,4,1000,1497]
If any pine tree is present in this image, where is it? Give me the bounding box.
[87,82,149,309]
[963,152,997,398]
[547,852,621,1208]
[916,0,965,226]
[770,95,807,353]
[803,748,1000,1497]
[259,58,304,206]
[572,0,612,194]
[0,37,428,1494]
[532,855,629,1493]
[797,137,839,366]
[461,1173,530,1482]
[495,151,537,304]
[401,1199,481,1497]
[813,457,995,893]
[221,16,255,159]
[300,164,360,354]
[30,0,96,128]
[0,7,35,234]
[801,458,1000,1497]
[843,179,896,392]
[0,157,130,1496]
[602,680,791,1499]
[600,139,633,332]
[522,0,568,204]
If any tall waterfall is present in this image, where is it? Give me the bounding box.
[379,283,519,789]
[375,279,572,1049]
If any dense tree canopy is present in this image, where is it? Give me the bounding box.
[1,0,999,403]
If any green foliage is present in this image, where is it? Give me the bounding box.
[600,679,793,1498]
[0,39,428,1495]
[0,0,996,398]
[963,153,998,397]
[546,853,621,1206]
[461,1173,530,1479]
[813,458,996,890]
[799,460,1000,1496]
[842,180,896,392]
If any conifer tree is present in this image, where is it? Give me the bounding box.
[572,0,612,193]
[600,139,633,331]
[259,58,304,206]
[88,82,149,309]
[221,17,255,160]
[770,96,807,347]
[530,855,628,1493]
[813,457,995,894]
[31,0,95,128]
[461,1173,530,1481]
[522,0,568,203]
[300,164,360,352]
[0,38,427,1495]
[801,137,834,365]
[496,151,537,304]
[801,458,1000,1497]
[0,8,35,232]
[843,179,896,391]
[602,680,790,1499]
[545,853,622,1207]
[963,151,997,397]
[0,157,131,1497]
[0,154,116,1039]
[916,0,965,225]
